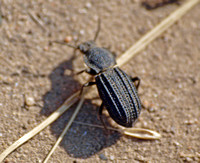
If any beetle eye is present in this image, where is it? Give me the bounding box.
[78,41,95,53]
[78,44,87,53]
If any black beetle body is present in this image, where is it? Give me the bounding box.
[78,41,142,127]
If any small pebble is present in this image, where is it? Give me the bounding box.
[154,93,158,98]
[148,107,155,112]
[142,100,149,108]
[184,119,198,125]
[173,141,181,147]
[85,2,92,8]
[142,121,148,127]
[80,29,85,35]
[78,8,87,14]
[25,96,35,106]
[15,82,19,87]
[64,36,72,43]
[99,153,108,161]
[143,100,155,110]
[178,84,182,88]
[73,35,78,41]
[185,157,193,162]
[110,155,115,160]
[43,46,49,51]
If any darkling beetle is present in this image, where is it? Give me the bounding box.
[54,19,142,128]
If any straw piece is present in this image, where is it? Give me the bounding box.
[116,0,200,67]
[121,128,161,140]
[72,121,161,140]
[43,93,85,163]
[0,92,79,163]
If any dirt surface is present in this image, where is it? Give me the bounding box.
[0,0,200,162]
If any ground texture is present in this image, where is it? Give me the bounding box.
[0,0,200,162]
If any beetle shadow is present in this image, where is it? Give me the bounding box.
[141,0,180,10]
[41,54,121,158]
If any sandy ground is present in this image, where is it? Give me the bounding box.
[0,0,200,162]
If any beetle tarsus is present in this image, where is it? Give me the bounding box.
[131,76,141,90]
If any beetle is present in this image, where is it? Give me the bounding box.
[54,20,142,128]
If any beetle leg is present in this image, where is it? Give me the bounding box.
[132,76,147,109]
[76,68,91,75]
[76,69,86,75]
[76,68,96,76]
[131,76,140,90]
[98,102,108,131]
[79,81,96,97]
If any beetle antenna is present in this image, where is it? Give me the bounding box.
[52,40,78,49]
[93,18,101,42]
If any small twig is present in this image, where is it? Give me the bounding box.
[73,121,119,131]
[28,11,47,32]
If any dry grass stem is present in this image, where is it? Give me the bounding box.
[121,128,161,140]
[73,121,161,140]
[0,92,80,162]
[116,0,200,67]
[0,0,199,162]
[43,93,85,163]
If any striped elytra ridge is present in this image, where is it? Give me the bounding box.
[95,67,142,127]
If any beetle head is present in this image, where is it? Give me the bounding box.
[78,41,96,54]
[78,42,116,74]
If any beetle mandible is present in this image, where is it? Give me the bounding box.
[55,20,142,128]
